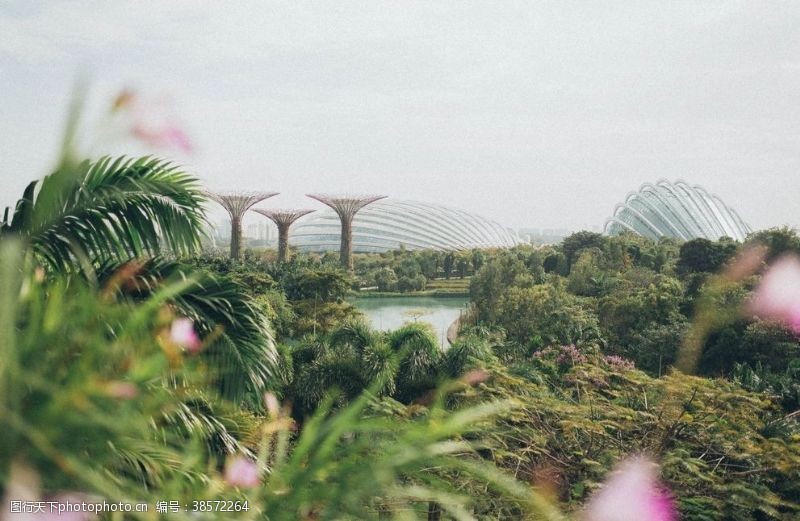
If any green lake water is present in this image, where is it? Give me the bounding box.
[351,296,469,345]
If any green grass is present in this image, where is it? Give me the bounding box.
[426,277,471,289]
[356,278,471,298]
[355,289,469,298]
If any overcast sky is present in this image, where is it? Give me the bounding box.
[1,1,798,233]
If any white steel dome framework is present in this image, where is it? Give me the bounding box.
[604,180,751,241]
[291,199,521,253]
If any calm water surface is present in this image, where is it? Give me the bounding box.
[351,296,468,345]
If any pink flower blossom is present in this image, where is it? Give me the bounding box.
[534,345,589,366]
[110,89,193,154]
[584,457,677,521]
[132,123,193,154]
[105,381,138,400]
[603,355,635,371]
[264,392,281,420]
[224,456,260,488]
[747,255,800,333]
[460,369,490,386]
[170,318,202,353]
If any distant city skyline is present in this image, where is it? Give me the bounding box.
[2,2,799,234]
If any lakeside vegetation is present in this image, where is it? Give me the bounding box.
[1,99,799,520]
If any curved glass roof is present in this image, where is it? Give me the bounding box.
[290,199,521,253]
[604,180,751,241]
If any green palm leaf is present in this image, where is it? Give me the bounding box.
[2,156,207,272]
[96,258,278,404]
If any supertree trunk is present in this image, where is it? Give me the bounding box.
[230,216,242,260]
[276,223,290,263]
[340,218,353,270]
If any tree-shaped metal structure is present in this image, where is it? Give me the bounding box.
[252,208,315,263]
[306,194,386,270]
[207,191,278,259]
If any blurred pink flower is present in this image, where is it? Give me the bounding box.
[170,318,202,353]
[603,355,635,371]
[110,88,193,154]
[224,456,260,488]
[584,457,677,521]
[264,392,281,420]
[105,381,138,400]
[747,255,800,333]
[132,123,193,154]
[460,369,490,386]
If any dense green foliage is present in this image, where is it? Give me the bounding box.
[187,227,800,519]
[459,229,800,518]
[457,350,800,519]
[349,248,487,294]
[2,100,798,519]
[0,145,539,519]
[469,230,800,394]
[0,242,532,519]
[184,253,362,339]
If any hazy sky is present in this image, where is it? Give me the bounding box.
[1,1,798,233]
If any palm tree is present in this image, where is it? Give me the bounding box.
[387,323,443,403]
[1,156,205,272]
[2,155,277,403]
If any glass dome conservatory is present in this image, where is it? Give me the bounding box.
[604,180,751,241]
[290,199,521,253]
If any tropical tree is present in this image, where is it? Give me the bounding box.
[598,269,684,347]
[456,253,469,279]
[676,237,739,276]
[443,252,455,280]
[560,231,608,272]
[470,253,533,323]
[284,320,397,417]
[374,266,398,291]
[0,156,278,404]
[627,320,689,376]
[747,227,800,262]
[496,283,602,350]
[471,249,486,273]
[0,87,282,407]
[389,323,443,403]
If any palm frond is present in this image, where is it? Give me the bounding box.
[261,388,539,520]
[96,258,278,404]
[329,319,377,353]
[2,156,207,272]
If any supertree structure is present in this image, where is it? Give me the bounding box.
[207,191,278,259]
[306,194,386,270]
[251,208,315,262]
